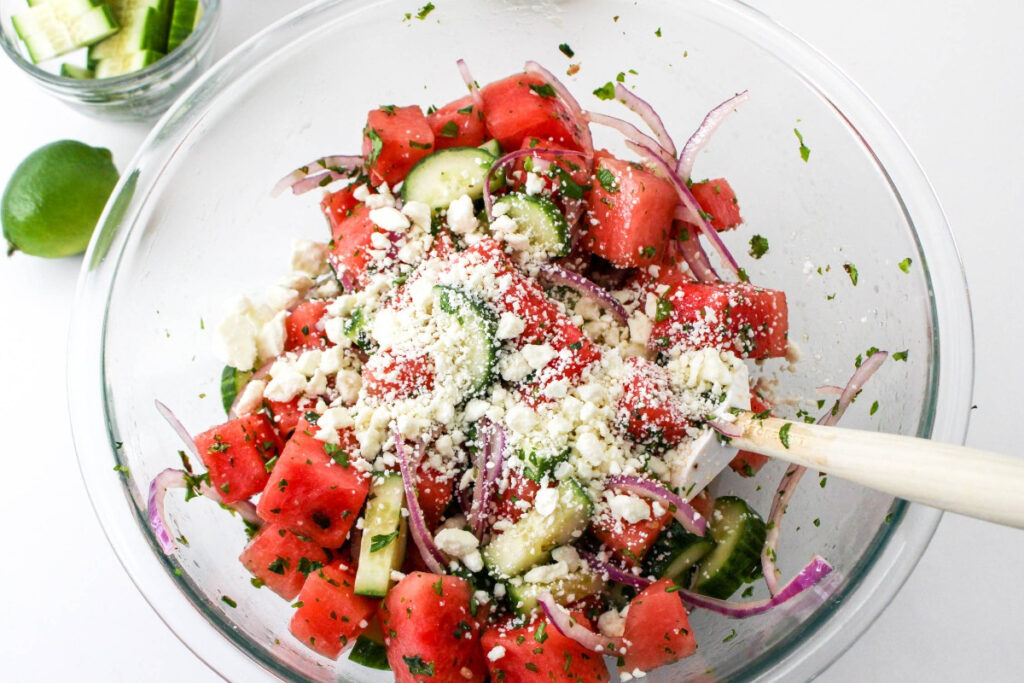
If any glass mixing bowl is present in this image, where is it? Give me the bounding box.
[67,0,973,680]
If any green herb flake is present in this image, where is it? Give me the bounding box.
[737,267,750,283]
[596,167,619,193]
[112,464,130,476]
[843,262,859,286]
[655,27,663,37]
[403,655,435,676]
[820,476,828,488]
[779,422,792,449]
[221,596,237,608]
[794,128,811,162]
[870,400,879,416]
[898,257,913,273]
[432,577,444,596]
[409,140,432,150]
[558,43,574,58]
[456,105,473,114]
[380,104,396,115]
[529,83,557,98]
[748,234,769,259]
[370,530,400,553]
[723,629,737,643]
[813,518,821,527]
[365,128,384,166]
[439,120,460,138]
[655,297,674,322]
[534,620,549,643]
[593,81,616,101]
[414,2,435,20]
[893,350,909,361]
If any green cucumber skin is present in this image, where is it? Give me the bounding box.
[433,285,499,402]
[353,473,407,597]
[348,635,390,670]
[642,520,716,584]
[492,192,571,258]
[691,496,767,600]
[166,0,200,52]
[477,139,502,156]
[505,570,604,616]
[220,366,252,415]
[400,146,501,211]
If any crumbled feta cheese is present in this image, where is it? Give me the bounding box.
[401,200,432,230]
[265,285,300,312]
[290,239,328,276]
[598,608,627,638]
[255,311,287,361]
[305,369,328,397]
[264,365,307,402]
[609,494,652,524]
[524,171,546,195]
[446,195,478,235]
[521,343,557,371]
[506,404,539,434]
[628,311,653,346]
[214,313,258,371]
[296,349,323,377]
[487,646,506,662]
[463,398,490,422]
[434,528,479,558]
[233,379,266,416]
[524,560,569,584]
[499,352,532,382]
[551,545,581,571]
[369,206,410,232]
[535,487,558,517]
[462,550,484,573]
[496,312,526,340]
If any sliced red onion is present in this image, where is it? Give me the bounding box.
[579,549,652,590]
[761,352,888,595]
[482,147,589,219]
[290,170,350,196]
[271,155,363,197]
[155,399,200,459]
[604,474,706,536]
[680,555,833,618]
[708,417,742,439]
[629,141,740,276]
[677,91,749,181]
[583,111,674,165]
[670,226,719,283]
[539,592,619,653]
[394,429,447,574]
[468,418,506,539]
[456,58,485,114]
[523,60,594,155]
[815,385,844,396]
[537,263,628,324]
[613,82,677,157]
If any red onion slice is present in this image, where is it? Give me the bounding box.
[468,418,507,539]
[482,147,588,219]
[583,111,674,165]
[628,141,740,276]
[680,555,833,618]
[816,385,844,396]
[537,263,628,324]
[394,430,447,574]
[456,58,485,114]
[539,592,620,653]
[677,91,749,181]
[708,417,742,439]
[272,155,363,197]
[613,82,677,157]
[523,60,594,156]
[604,474,706,536]
[761,352,888,595]
[670,226,719,283]
[155,399,200,459]
[578,549,652,590]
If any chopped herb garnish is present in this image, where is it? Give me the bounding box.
[409,140,432,150]
[893,349,908,361]
[870,400,879,415]
[779,422,792,449]
[596,167,619,193]
[456,105,473,114]
[439,120,460,138]
[534,620,549,643]
[403,655,435,676]
[813,518,821,527]
[655,297,674,322]
[365,128,383,166]
[723,629,737,642]
[655,27,662,37]
[529,83,557,98]
[221,596,237,608]
[794,128,811,162]
[898,257,913,273]
[558,43,575,58]
[843,262,859,286]
[432,576,444,596]
[593,81,616,100]
[414,2,434,20]
[748,234,769,259]
[380,104,396,115]
[112,464,130,476]
[370,530,400,552]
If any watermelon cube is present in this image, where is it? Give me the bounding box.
[619,578,697,672]
[239,523,330,600]
[289,563,377,659]
[285,300,330,351]
[481,613,610,683]
[426,95,486,150]
[618,356,690,449]
[691,177,742,231]
[362,105,434,187]
[480,74,585,152]
[193,414,282,503]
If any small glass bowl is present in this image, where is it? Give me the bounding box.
[0,0,220,121]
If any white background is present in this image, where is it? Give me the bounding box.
[1,1,1021,680]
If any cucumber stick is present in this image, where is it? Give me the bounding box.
[166,0,202,52]
[219,366,252,415]
[348,618,390,670]
[506,570,604,616]
[353,473,407,597]
[13,3,119,64]
[691,496,766,599]
[89,0,170,61]
[483,479,592,577]
[60,62,95,79]
[93,48,161,78]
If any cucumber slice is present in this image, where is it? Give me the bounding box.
[88,0,170,61]
[691,496,766,599]
[354,473,407,597]
[348,618,390,670]
[483,479,592,578]
[60,62,95,78]
[491,192,571,259]
[432,285,498,402]
[93,48,162,78]
[400,147,501,211]
[14,4,119,64]
[166,0,201,52]
[477,139,502,157]
[506,569,604,616]
[642,520,716,585]
[219,366,252,415]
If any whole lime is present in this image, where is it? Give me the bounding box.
[2,140,119,258]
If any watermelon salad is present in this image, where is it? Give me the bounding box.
[147,60,889,681]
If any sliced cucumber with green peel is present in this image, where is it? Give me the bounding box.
[220,366,252,415]
[348,618,390,670]
[401,147,502,211]
[483,479,592,578]
[477,139,502,157]
[642,520,716,585]
[88,0,170,61]
[60,62,95,79]
[491,192,571,259]
[691,496,766,599]
[432,285,498,402]
[93,48,162,78]
[14,3,120,64]
[506,569,604,616]
[354,473,407,597]
[166,0,201,52]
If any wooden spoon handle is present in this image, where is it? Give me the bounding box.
[730,413,1024,529]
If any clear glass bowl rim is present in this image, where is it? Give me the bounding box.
[66,0,975,681]
[0,0,221,94]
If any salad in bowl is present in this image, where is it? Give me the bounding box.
[147,60,888,681]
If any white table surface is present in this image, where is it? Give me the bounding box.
[1,1,1021,681]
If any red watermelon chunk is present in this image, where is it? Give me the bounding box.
[239,523,330,600]
[289,563,377,659]
[648,281,789,359]
[285,300,330,351]
[256,426,369,548]
[582,152,678,268]
[493,472,541,526]
[380,572,488,682]
[362,105,434,187]
[327,203,384,291]
[321,183,363,228]
[691,178,742,231]
[415,462,453,532]
[620,578,697,672]
[517,322,602,406]
[263,395,308,438]
[480,74,585,152]
[427,96,486,150]
[361,347,435,402]
[480,613,610,682]
[592,498,673,566]
[730,393,772,475]
[618,356,690,449]
[193,414,282,503]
